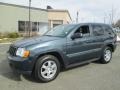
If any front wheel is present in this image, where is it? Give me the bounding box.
[100,47,112,64]
[34,55,60,82]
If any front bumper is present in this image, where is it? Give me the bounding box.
[8,55,35,75]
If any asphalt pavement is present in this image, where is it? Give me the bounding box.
[0,44,120,90]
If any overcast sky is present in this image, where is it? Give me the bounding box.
[0,0,120,24]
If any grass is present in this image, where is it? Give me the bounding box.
[0,38,23,43]
[0,32,23,43]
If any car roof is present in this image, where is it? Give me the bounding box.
[69,23,111,27]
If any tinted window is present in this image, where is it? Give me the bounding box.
[75,25,90,37]
[104,26,114,34]
[92,25,104,36]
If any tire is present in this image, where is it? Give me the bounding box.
[100,46,112,64]
[34,55,60,82]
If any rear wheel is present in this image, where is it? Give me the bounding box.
[34,55,60,82]
[100,47,112,64]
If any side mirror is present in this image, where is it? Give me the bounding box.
[71,33,83,40]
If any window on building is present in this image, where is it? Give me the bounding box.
[25,21,29,31]
[52,20,63,28]
[53,24,61,28]
[18,21,42,32]
[32,22,37,31]
[37,22,40,32]
[18,21,25,32]
[92,25,104,36]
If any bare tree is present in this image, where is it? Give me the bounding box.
[109,5,116,25]
[115,19,120,28]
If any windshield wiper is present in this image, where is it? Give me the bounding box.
[44,35,64,37]
[44,35,53,37]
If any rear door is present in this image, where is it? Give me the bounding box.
[90,24,105,58]
[103,25,116,42]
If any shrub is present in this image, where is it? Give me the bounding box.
[0,32,21,38]
[0,32,4,39]
[7,32,20,38]
[0,33,1,38]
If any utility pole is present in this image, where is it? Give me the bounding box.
[103,12,107,24]
[93,17,95,23]
[28,0,31,37]
[111,6,114,24]
[109,5,116,25]
[104,16,106,24]
[76,11,78,23]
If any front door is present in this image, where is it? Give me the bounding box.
[66,25,96,64]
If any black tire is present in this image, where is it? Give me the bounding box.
[100,46,112,64]
[34,55,60,83]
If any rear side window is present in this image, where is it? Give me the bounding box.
[103,26,115,35]
[92,25,104,36]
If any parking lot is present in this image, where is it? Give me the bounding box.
[0,44,120,90]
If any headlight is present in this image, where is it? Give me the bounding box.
[16,48,30,58]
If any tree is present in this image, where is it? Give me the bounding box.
[114,19,120,28]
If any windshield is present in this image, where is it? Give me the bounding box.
[44,25,77,37]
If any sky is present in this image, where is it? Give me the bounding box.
[0,0,120,24]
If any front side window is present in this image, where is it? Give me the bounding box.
[92,25,104,36]
[74,25,90,37]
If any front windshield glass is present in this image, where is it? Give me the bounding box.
[44,25,77,37]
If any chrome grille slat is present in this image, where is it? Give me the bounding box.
[8,45,18,56]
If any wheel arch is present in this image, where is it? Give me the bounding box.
[32,51,66,73]
[106,44,114,52]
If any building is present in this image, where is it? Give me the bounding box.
[48,9,72,29]
[0,2,48,36]
[0,2,72,36]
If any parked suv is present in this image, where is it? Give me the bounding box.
[8,23,117,82]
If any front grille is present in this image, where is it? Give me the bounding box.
[8,45,18,56]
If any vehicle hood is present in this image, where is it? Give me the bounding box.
[13,36,62,47]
